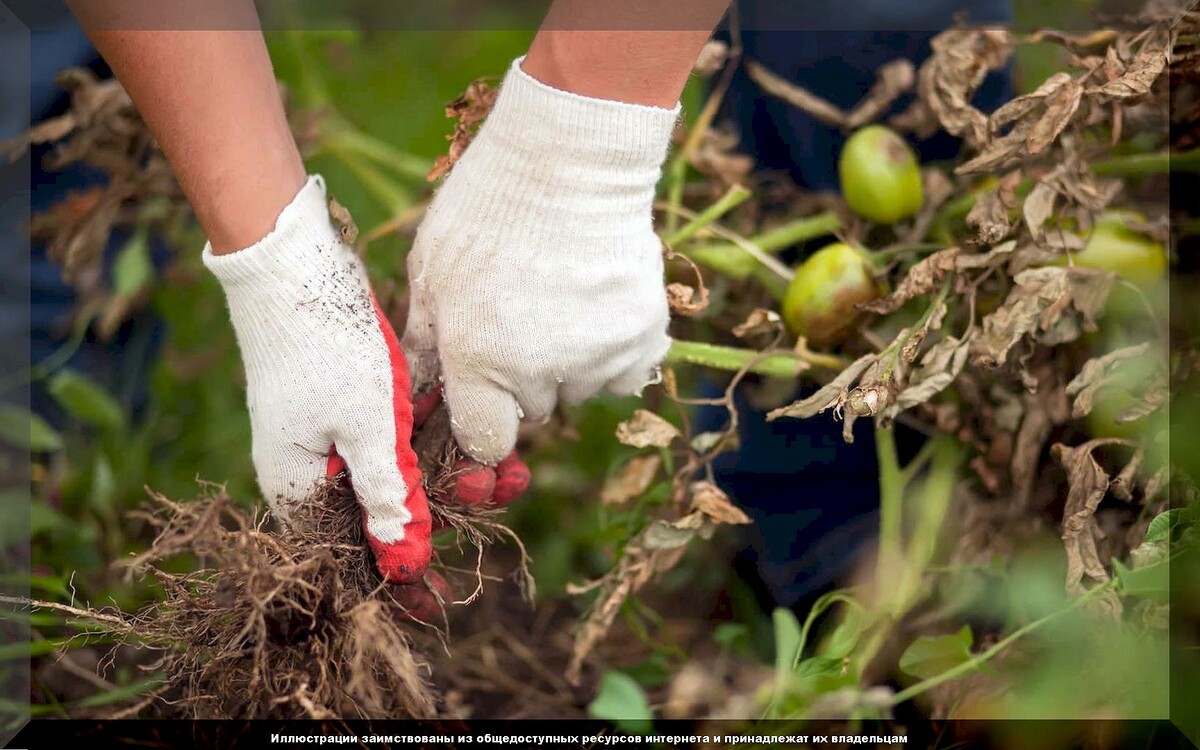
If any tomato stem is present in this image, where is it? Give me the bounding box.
[664,339,847,377]
[663,184,752,246]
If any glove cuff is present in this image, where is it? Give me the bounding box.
[201,174,342,291]
[427,57,680,239]
[488,56,681,172]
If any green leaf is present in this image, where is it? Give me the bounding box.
[587,671,653,735]
[1144,509,1186,545]
[111,229,154,296]
[1114,558,1169,601]
[0,403,63,451]
[795,656,844,678]
[900,625,975,681]
[713,622,749,652]
[772,608,802,685]
[824,601,866,659]
[0,639,66,661]
[30,502,71,537]
[89,454,116,513]
[46,370,124,432]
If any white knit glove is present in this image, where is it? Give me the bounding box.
[202,175,432,584]
[404,58,679,465]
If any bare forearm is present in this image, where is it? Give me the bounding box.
[67,2,305,255]
[524,0,732,108]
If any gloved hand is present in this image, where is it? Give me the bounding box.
[403,57,679,465]
[203,175,527,586]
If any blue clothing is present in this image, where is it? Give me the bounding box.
[707,0,1014,609]
[2,12,165,425]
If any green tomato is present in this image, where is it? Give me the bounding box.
[1071,212,1167,288]
[838,125,924,224]
[1059,212,1168,319]
[782,242,883,349]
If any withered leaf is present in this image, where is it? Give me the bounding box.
[666,282,710,317]
[861,247,961,315]
[955,120,1032,174]
[954,239,1018,270]
[1054,440,1123,595]
[688,128,755,186]
[766,353,876,421]
[1023,179,1059,243]
[692,40,730,77]
[1110,448,1144,502]
[600,454,662,505]
[1026,78,1082,154]
[427,78,497,181]
[328,196,359,246]
[920,28,1014,147]
[1064,343,1152,418]
[689,431,729,454]
[970,267,1113,368]
[1088,27,1170,99]
[892,335,972,412]
[690,481,751,525]
[990,72,1075,130]
[643,514,704,550]
[1113,369,1169,424]
[615,410,681,448]
[746,60,847,127]
[845,59,916,130]
[732,308,783,339]
[966,189,1012,245]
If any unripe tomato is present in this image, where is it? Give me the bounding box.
[1070,212,1167,288]
[782,242,883,349]
[1059,212,1168,319]
[838,125,924,224]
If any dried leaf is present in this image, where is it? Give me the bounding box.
[1088,28,1170,99]
[643,516,701,550]
[766,354,876,421]
[1110,448,1144,501]
[1026,78,1082,154]
[892,335,972,412]
[861,247,961,315]
[1023,179,1059,243]
[954,239,1018,270]
[1116,371,1168,424]
[600,455,662,505]
[990,72,1075,130]
[1065,343,1152,418]
[732,308,783,340]
[689,431,728,454]
[615,410,681,448]
[693,40,730,77]
[746,60,847,127]
[966,189,1011,245]
[666,282,710,317]
[845,59,916,130]
[690,481,751,525]
[970,267,1113,368]
[1054,440,1124,595]
[955,120,1033,174]
[689,128,754,186]
[328,196,358,246]
[919,29,1014,147]
[427,78,497,181]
